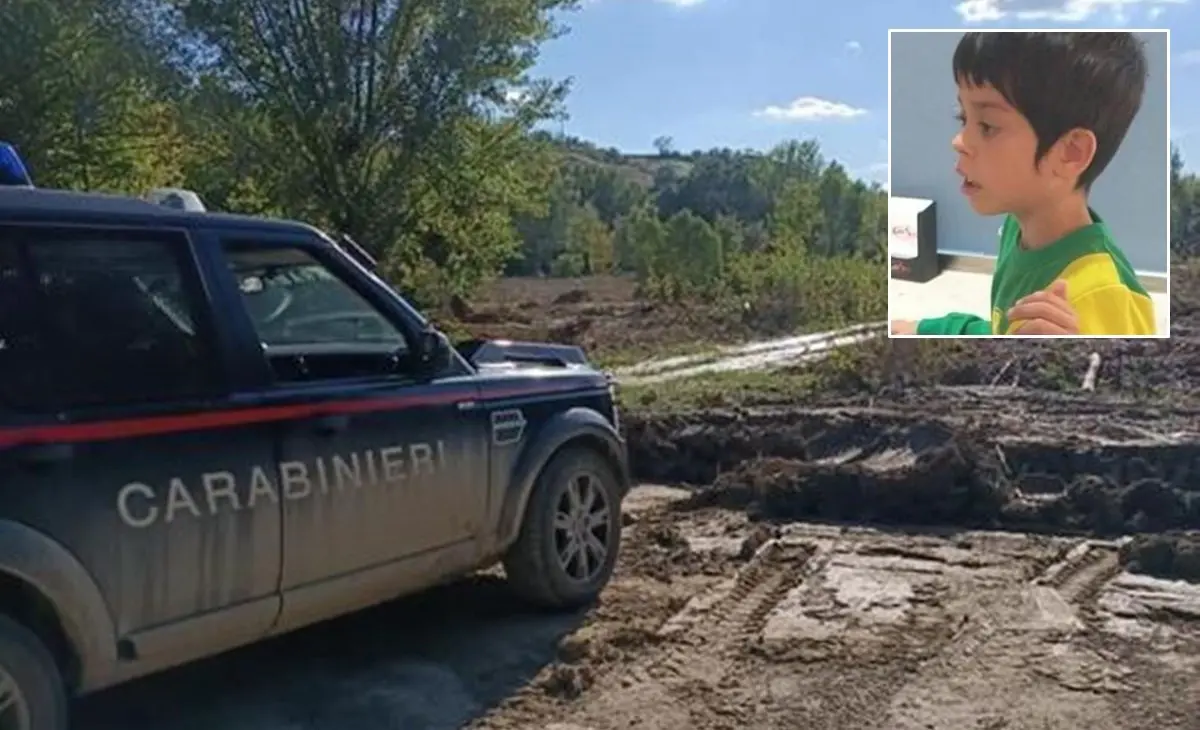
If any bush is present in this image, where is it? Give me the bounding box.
[722,248,886,335]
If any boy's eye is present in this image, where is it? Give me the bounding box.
[979,122,996,136]
[954,111,966,125]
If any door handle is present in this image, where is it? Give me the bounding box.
[310,413,350,436]
[13,442,74,467]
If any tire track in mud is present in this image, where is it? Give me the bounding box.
[1036,541,1124,612]
[647,539,820,683]
[477,539,823,730]
[878,539,1128,730]
[631,538,828,729]
[914,540,1121,672]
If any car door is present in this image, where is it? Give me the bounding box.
[208,232,490,630]
[0,223,283,675]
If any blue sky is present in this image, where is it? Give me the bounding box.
[531,0,1200,185]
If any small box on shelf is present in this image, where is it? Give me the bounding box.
[888,196,938,283]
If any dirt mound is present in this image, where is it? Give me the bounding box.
[552,288,591,305]
[1119,532,1200,583]
[692,433,1010,529]
[459,305,533,326]
[625,392,1200,581]
[625,407,941,485]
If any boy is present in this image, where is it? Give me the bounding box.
[891,32,1156,337]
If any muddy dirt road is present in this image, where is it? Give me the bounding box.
[478,490,1200,730]
[75,390,1200,730]
[614,322,885,384]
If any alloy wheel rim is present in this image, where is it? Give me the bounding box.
[552,471,611,583]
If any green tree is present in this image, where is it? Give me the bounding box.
[563,202,614,274]
[0,0,186,193]
[616,204,667,278]
[770,178,823,253]
[657,149,771,224]
[172,0,576,304]
[816,162,853,255]
[854,185,888,260]
[665,210,723,293]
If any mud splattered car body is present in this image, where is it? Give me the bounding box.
[0,187,628,729]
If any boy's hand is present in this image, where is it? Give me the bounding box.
[890,319,918,335]
[1008,280,1078,335]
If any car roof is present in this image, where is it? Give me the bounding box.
[0,187,319,237]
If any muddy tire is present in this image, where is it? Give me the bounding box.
[503,446,623,610]
[0,614,68,730]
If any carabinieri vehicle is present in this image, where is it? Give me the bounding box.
[0,144,628,730]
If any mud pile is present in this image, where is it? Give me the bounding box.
[1120,532,1200,582]
[624,389,1200,581]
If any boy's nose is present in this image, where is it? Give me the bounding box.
[951,130,968,154]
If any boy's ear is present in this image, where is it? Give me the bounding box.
[1054,128,1098,183]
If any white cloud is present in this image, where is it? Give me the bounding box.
[957,0,1005,20]
[845,40,863,55]
[956,0,1187,24]
[1178,49,1200,66]
[754,96,868,121]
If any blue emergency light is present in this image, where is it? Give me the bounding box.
[0,142,33,187]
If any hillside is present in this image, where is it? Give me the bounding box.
[509,132,888,296]
[551,134,697,188]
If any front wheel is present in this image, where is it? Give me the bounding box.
[0,615,68,730]
[503,446,623,610]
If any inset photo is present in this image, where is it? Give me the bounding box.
[887,29,1171,338]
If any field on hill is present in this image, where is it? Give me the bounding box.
[452,274,753,366]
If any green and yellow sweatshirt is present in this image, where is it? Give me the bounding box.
[916,209,1156,336]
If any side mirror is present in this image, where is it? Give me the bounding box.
[414,327,453,375]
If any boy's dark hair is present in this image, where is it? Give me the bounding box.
[952,32,1148,191]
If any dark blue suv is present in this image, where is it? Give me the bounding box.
[0,186,628,730]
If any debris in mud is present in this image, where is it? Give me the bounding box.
[1119,532,1200,582]
[557,624,661,667]
[629,400,1200,583]
[621,508,738,581]
[739,524,779,559]
[626,407,957,486]
[646,522,689,549]
[537,663,595,699]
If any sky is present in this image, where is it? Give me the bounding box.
[530,0,1200,186]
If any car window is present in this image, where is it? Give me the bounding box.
[223,243,406,349]
[0,229,222,413]
[222,241,409,384]
[0,241,51,412]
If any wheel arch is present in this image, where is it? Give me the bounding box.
[496,406,629,551]
[0,520,119,695]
